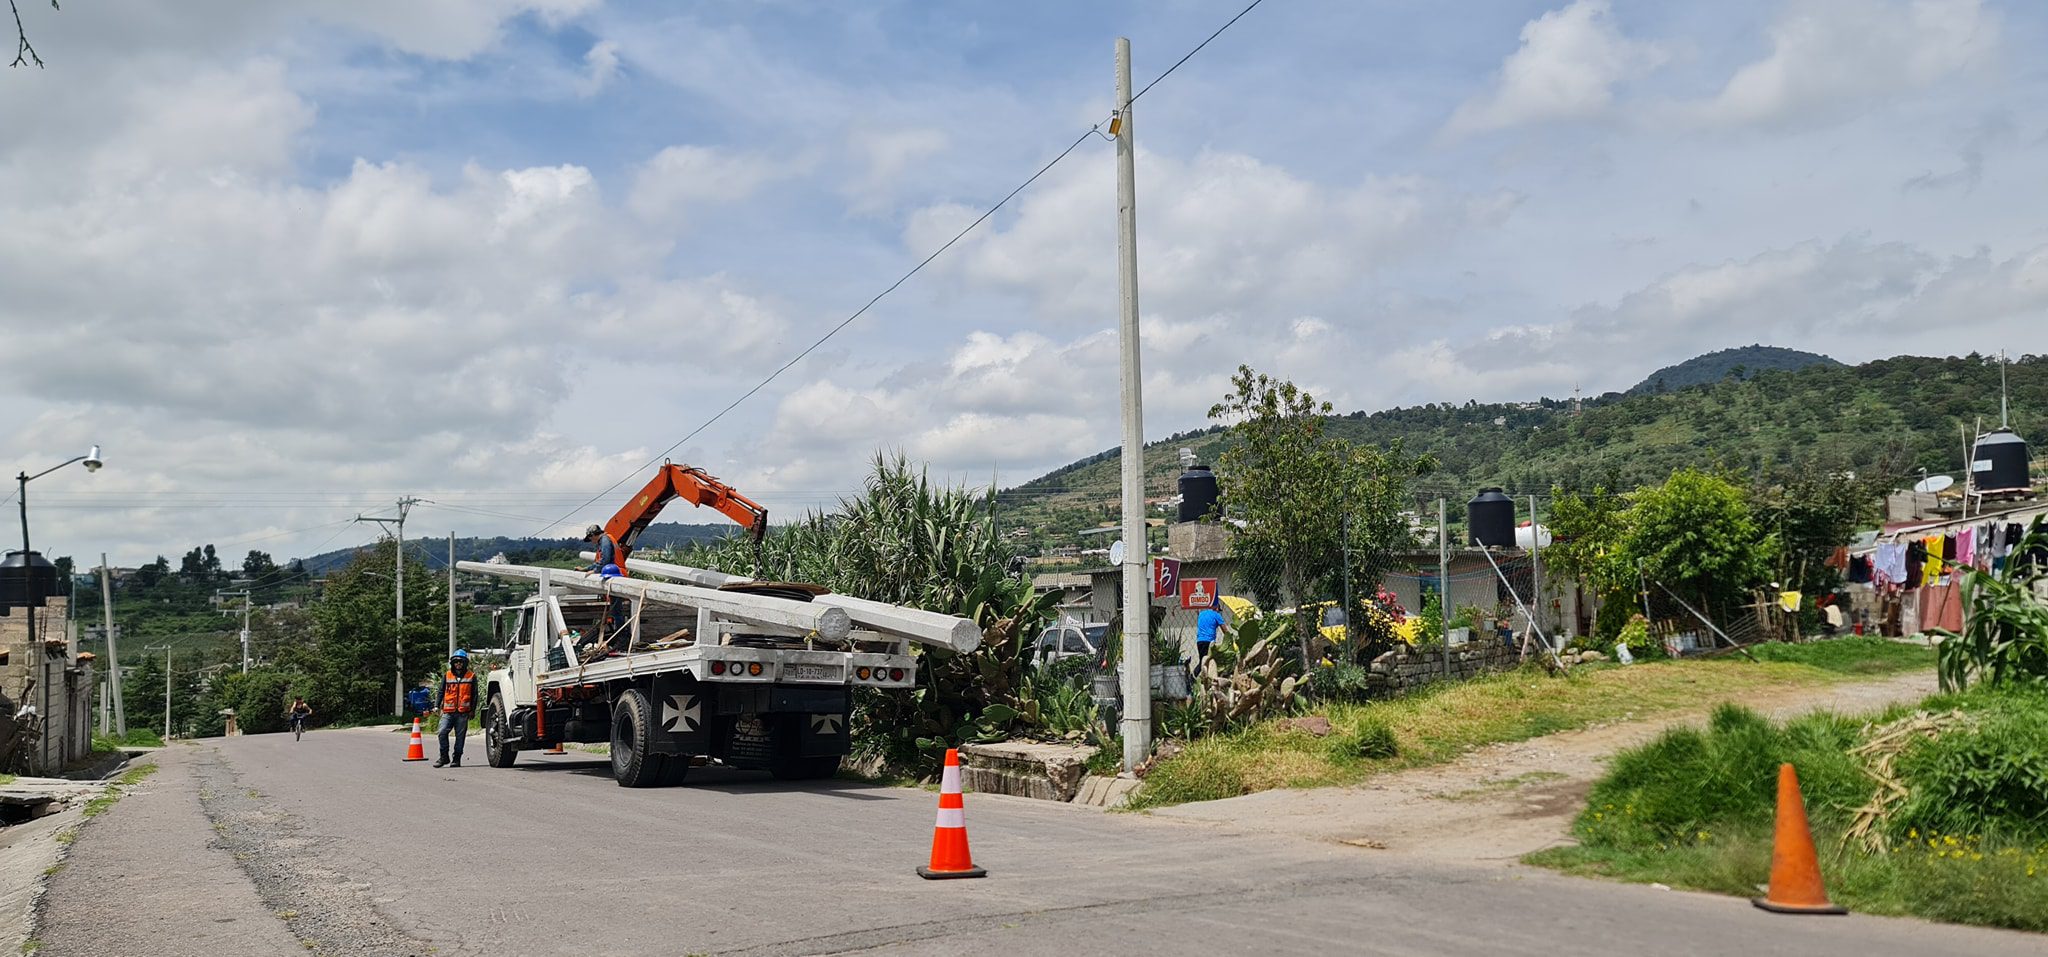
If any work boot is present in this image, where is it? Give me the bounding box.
[451,757,462,767]
[434,757,448,768]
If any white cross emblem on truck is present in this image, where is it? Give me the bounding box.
[663,694,701,732]
[810,714,843,735]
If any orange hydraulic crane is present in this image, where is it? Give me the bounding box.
[600,462,769,573]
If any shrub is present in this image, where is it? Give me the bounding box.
[1891,688,2048,842]
[1329,717,1398,761]
[1314,662,1376,704]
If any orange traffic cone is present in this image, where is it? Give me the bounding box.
[1752,763,1847,914]
[917,748,986,880]
[402,717,428,762]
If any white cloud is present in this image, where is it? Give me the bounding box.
[1445,0,1665,137]
[844,128,949,212]
[577,39,622,96]
[906,149,1519,323]
[627,145,787,225]
[1691,0,1998,128]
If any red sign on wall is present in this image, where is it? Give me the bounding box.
[1179,577,1218,609]
[1151,558,1181,599]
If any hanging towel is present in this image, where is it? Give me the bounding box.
[1957,526,1975,566]
[1923,535,1945,584]
[1876,542,1907,585]
[1778,591,1803,612]
[1905,540,1926,585]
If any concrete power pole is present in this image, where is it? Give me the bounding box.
[1439,498,1450,679]
[1113,36,1152,772]
[1528,494,1545,645]
[100,553,125,735]
[447,532,457,658]
[356,497,421,715]
[217,589,253,673]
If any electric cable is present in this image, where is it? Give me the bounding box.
[535,0,1277,538]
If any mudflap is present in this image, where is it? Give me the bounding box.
[712,687,851,769]
[648,673,710,756]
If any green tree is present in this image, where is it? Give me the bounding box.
[1751,463,1883,595]
[308,540,447,721]
[1208,366,1433,666]
[1542,485,1636,639]
[1620,469,1772,620]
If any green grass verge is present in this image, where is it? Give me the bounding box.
[1128,645,1932,811]
[80,762,160,819]
[1527,686,2048,933]
[1715,636,1932,676]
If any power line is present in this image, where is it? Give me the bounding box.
[534,1,1276,539]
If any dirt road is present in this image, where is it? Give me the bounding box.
[1148,669,1941,863]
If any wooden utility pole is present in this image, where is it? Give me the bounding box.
[1113,36,1151,771]
[448,532,457,658]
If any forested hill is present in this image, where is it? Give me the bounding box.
[296,522,736,572]
[1001,354,2045,535]
[1627,344,1840,395]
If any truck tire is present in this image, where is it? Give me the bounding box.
[656,754,691,786]
[610,689,662,788]
[769,755,842,781]
[483,693,518,768]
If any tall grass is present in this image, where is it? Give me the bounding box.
[1533,687,2048,933]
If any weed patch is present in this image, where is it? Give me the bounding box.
[1130,655,1906,809]
[1531,686,2048,933]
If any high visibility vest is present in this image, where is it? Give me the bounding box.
[441,671,477,714]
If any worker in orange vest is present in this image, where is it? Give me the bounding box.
[434,650,478,768]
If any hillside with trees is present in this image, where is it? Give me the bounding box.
[1625,344,1840,395]
[998,353,2044,549]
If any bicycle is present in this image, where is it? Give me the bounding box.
[285,711,310,741]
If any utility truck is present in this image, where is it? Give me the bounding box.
[458,463,980,787]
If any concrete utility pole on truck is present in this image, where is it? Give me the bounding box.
[458,462,981,787]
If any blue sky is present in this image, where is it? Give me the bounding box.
[3,0,2045,565]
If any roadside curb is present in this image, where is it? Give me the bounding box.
[0,805,85,956]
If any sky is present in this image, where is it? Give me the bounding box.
[4,0,2047,567]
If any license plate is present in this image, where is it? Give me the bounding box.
[786,664,841,682]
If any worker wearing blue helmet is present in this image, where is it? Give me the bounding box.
[433,650,478,768]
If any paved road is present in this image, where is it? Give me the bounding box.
[39,727,2044,956]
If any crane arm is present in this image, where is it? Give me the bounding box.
[602,462,769,567]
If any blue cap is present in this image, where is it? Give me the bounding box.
[450,649,469,660]
[600,563,622,578]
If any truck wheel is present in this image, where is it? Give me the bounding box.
[769,755,842,781]
[610,689,662,788]
[484,694,517,768]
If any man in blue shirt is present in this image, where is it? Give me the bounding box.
[1194,597,1225,665]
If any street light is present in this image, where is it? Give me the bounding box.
[9,445,104,770]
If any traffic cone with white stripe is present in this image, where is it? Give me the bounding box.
[402,717,427,762]
[917,748,985,879]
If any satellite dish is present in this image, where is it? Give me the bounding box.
[1108,540,1126,566]
[1913,475,1955,494]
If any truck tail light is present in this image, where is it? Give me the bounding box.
[856,666,872,680]
[890,668,905,681]
[710,661,726,676]
[747,662,763,676]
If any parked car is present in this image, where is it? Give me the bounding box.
[1032,623,1109,668]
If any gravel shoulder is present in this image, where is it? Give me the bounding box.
[35,747,309,957]
[1146,669,1941,864]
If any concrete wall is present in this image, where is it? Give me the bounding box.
[0,596,93,773]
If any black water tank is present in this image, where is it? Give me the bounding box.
[0,550,58,611]
[1178,464,1220,523]
[1972,428,2031,492]
[1467,488,1516,547]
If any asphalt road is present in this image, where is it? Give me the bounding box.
[38,727,2046,956]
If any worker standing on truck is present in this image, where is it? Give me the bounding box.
[434,650,479,768]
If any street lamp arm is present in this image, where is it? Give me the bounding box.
[19,455,88,485]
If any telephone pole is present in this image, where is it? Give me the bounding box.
[216,588,254,673]
[447,532,457,658]
[99,553,125,735]
[356,496,421,715]
[1113,36,1152,772]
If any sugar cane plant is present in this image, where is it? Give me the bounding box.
[1931,516,2048,692]
[685,453,1058,775]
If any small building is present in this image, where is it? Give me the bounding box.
[0,596,96,773]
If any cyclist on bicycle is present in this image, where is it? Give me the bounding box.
[286,696,313,739]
